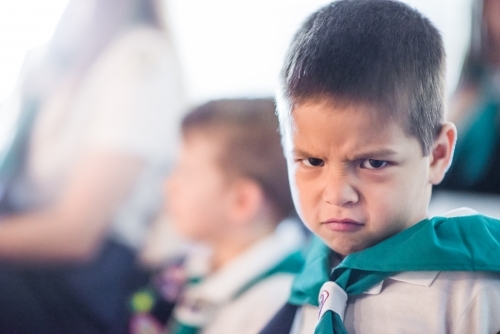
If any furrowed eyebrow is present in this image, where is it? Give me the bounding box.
[292,149,315,157]
[349,148,398,160]
[292,148,399,160]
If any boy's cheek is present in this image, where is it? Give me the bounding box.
[292,180,318,228]
[286,159,300,201]
[287,158,327,227]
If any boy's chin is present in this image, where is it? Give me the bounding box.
[324,238,370,259]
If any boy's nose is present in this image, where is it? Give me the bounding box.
[322,171,359,207]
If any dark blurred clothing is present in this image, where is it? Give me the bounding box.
[438,77,500,194]
[0,240,147,334]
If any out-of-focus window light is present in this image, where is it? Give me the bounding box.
[166,0,473,104]
[0,0,473,105]
[0,0,69,104]
[166,0,335,104]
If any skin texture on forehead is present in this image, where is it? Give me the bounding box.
[286,94,425,155]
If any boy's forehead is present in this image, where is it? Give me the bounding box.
[290,98,393,129]
[183,126,226,144]
[278,95,424,154]
[181,129,225,157]
[285,97,421,153]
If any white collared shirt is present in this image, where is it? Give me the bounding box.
[175,219,306,334]
[293,270,500,334]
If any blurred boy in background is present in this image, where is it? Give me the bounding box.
[130,99,306,334]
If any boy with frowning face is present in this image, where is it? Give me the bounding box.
[260,1,500,333]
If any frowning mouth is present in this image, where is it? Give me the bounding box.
[322,218,364,232]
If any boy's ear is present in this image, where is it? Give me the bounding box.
[227,178,264,225]
[428,122,457,185]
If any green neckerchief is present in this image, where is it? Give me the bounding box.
[289,214,500,334]
[450,76,500,187]
[451,97,498,185]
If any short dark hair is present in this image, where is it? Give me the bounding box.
[277,0,445,155]
[181,98,294,221]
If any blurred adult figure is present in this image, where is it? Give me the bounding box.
[439,0,500,193]
[0,0,185,332]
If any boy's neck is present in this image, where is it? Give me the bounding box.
[209,222,276,272]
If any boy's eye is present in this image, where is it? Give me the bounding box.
[360,159,387,169]
[301,158,324,167]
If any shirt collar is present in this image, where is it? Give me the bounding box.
[364,271,440,295]
[362,208,474,295]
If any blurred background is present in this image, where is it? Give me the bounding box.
[0,0,472,107]
[0,0,498,332]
